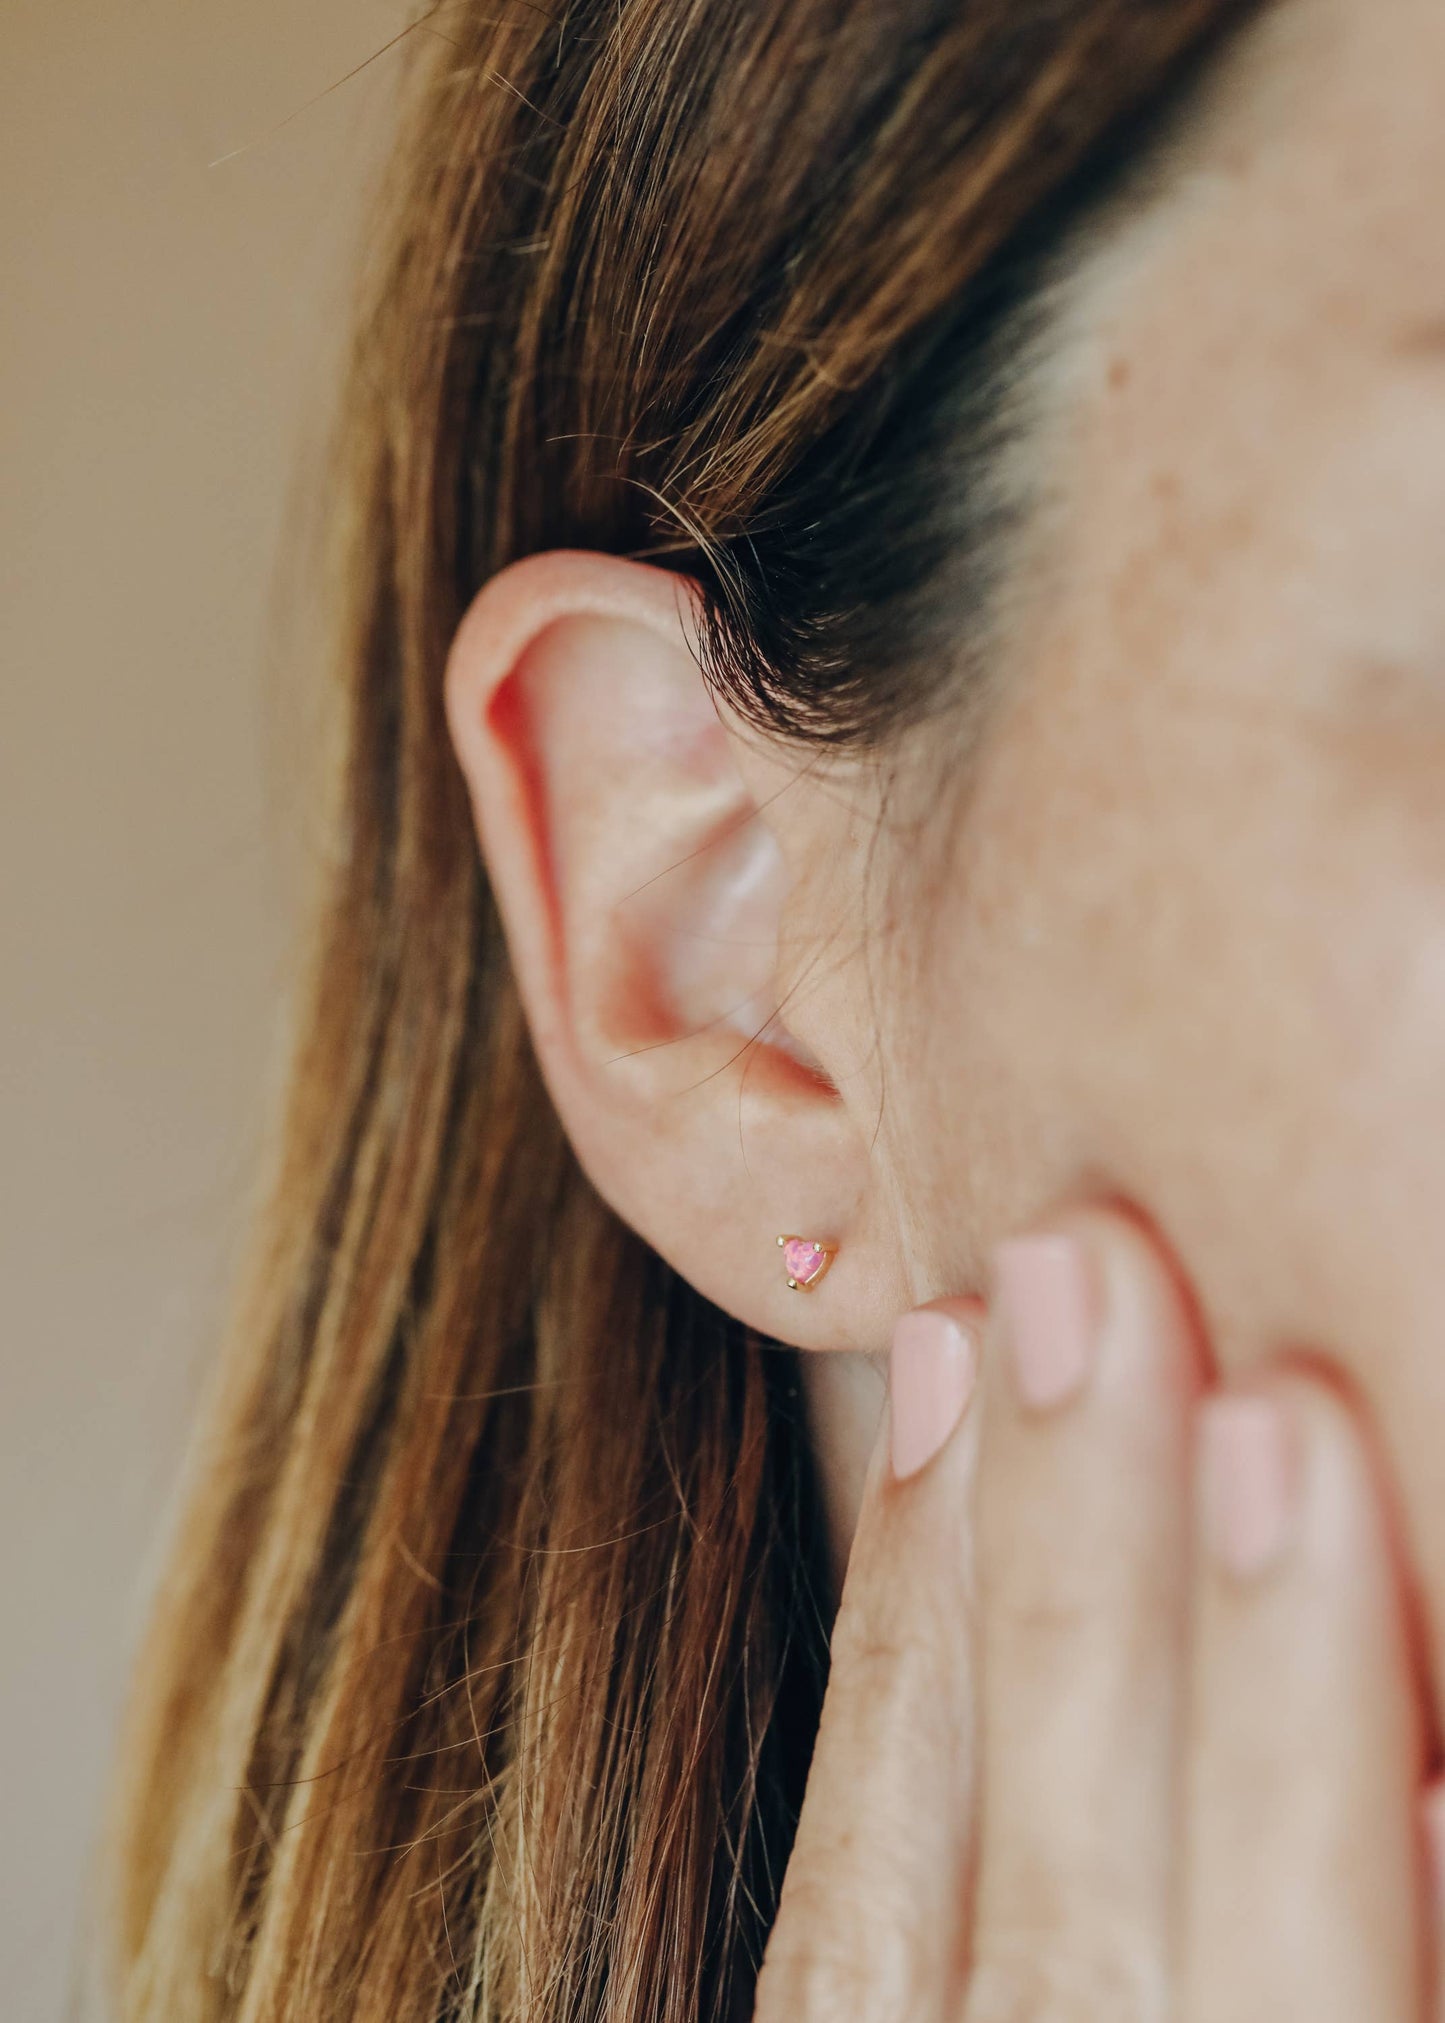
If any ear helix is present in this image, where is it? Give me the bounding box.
[778,1234,839,1291]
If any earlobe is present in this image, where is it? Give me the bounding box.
[443,550,910,1350]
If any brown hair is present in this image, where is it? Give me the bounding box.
[112,2,1253,2016]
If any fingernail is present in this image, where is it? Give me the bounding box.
[1199,1394,1296,1579]
[890,1306,979,1481]
[995,1232,1099,1413]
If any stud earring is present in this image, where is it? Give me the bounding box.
[778,1235,838,1291]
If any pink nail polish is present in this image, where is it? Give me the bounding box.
[995,1233,1098,1412]
[1199,1395,1295,1579]
[890,1306,978,1481]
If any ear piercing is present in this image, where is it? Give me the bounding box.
[778,1235,838,1291]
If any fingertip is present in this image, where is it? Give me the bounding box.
[1422,1779,1445,1915]
[1198,1391,1298,1580]
[889,1299,983,1482]
[990,1201,1207,1410]
[1243,1363,1386,1555]
[1419,1777,1445,2023]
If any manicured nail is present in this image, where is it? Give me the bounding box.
[995,1232,1099,1412]
[1199,1394,1296,1579]
[890,1306,979,1481]
[1421,1781,1445,1922]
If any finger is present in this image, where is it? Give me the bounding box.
[964,1209,1200,2018]
[1181,1373,1425,2022]
[1422,1782,1445,2022]
[756,1300,984,2023]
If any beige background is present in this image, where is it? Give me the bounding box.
[2,4,407,2012]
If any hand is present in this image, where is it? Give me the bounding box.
[757,1205,1437,2021]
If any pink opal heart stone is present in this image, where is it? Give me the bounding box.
[781,1237,835,1289]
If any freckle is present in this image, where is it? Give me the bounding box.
[1108,356,1131,391]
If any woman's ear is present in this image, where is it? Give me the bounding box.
[444,550,909,1350]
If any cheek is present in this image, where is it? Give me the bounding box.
[901,675,1445,1668]
[927,677,1445,1341]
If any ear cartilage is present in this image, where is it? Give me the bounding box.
[778,1235,838,1292]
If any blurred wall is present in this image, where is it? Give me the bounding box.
[1,5,406,2012]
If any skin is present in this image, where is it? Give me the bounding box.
[865,0,1445,1664]
[444,0,1445,2006]
[757,1217,1427,2017]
